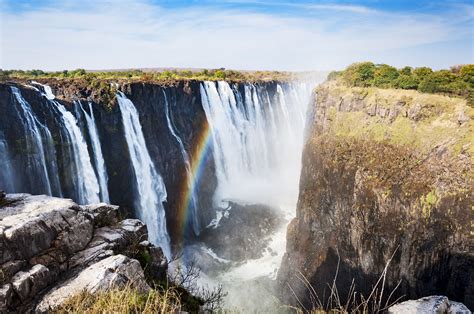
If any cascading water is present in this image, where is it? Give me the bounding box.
[198,80,314,310]
[10,87,62,196]
[117,91,171,258]
[79,101,110,203]
[0,132,15,193]
[163,90,200,236]
[200,81,310,210]
[39,85,101,204]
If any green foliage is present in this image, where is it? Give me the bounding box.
[342,62,376,87]
[337,62,473,105]
[418,70,456,93]
[1,67,290,82]
[395,74,418,89]
[373,64,399,88]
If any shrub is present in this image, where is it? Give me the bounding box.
[395,74,418,89]
[418,70,456,93]
[342,62,376,87]
[373,64,399,88]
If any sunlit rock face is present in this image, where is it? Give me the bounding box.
[0,193,166,312]
[277,82,473,310]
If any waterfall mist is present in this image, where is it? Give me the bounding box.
[192,80,317,311]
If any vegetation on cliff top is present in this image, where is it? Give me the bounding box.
[328,62,474,106]
[0,67,297,82]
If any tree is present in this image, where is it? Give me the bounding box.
[395,74,418,89]
[459,64,474,88]
[399,66,412,76]
[342,62,376,87]
[418,70,456,94]
[373,64,399,88]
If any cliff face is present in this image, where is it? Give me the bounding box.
[278,82,473,309]
[0,80,216,244]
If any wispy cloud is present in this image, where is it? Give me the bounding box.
[0,0,472,71]
[305,4,376,14]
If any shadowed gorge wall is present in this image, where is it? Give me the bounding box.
[277,82,473,309]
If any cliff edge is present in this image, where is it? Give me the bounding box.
[278,81,473,309]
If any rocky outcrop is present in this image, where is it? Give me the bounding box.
[198,202,283,262]
[0,193,167,313]
[388,295,471,314]
[278,82,473,309]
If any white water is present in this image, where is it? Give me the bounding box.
[39,85,101,204]
[162,90,200,236]
[199,80,315,311]
[0,133,15,192]
[80,101,110,203]
[200,81,311,210]
[117,92,171,258]
[11,87,57,196]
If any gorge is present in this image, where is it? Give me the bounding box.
[0,72,472,312]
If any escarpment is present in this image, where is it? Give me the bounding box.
[278,82,473,309]
[0,193,167,313]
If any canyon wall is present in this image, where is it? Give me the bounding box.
[278,82,473,309]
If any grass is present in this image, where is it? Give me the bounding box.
[53,286,182,314]
[286,250,404,314]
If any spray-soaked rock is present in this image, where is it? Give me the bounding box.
[198,202,283,262]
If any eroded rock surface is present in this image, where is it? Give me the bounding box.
[0,193,167,313]
[278,83,473,310]
[198,202,283,261]
[388,295,471,314]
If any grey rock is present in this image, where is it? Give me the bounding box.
[83,203,119,227]
[11,264,53,301]
[0,284,13,312]
[388,296,471,314]
[36,254,150,312]
[0,260,26,285]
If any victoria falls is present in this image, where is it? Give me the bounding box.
[1,0,473,313]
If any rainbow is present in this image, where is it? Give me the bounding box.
[176,119,213,242]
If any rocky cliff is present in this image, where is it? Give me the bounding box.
[278,82,473,309]
[0,192,167,313]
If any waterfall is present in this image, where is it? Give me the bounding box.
[0,132,15,193]
[117,91,171,258]
[162,90,200,236]
[200,81,311,210]
[10,87,62,196]
[79,101,110,203]
[39,85,100,204]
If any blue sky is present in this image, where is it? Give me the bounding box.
[1,0,473,71]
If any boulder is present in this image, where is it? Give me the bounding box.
[388,296,471,314]
[11,264,53,301]
[36,254,150,312]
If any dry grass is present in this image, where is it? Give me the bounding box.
[53,286,182,314]
[287,249,404,314]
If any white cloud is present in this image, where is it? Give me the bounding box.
[0,0,472,71]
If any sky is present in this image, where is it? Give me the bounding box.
[0,0,473,71]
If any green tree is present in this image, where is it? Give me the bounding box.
[399,66,412,76]
[413,67,433,80]
[459,64,474,88]
[342,62,376,87]
[373,64,399,88]
[418,70,456,93]
[395,74,418,89]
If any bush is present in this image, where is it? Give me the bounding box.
[418,70,456,93]
[395,74,418,89]
[373,64,399,88]
[342,62,376,87]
